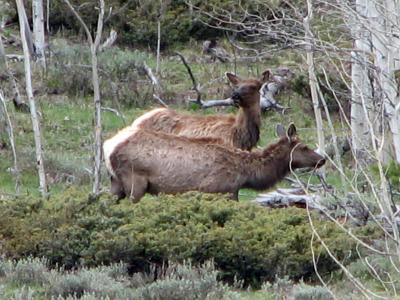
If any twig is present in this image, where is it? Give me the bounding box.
[101,106,125,118]
[190,98,234,108]
[0,90,20,193]
[143,62,162,93]
[99,29,117,52]
[175,52,202,105]
[153,94,168,108]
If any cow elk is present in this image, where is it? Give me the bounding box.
[104,123,326,202]
[129,70,271,151]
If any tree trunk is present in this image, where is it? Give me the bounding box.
[91,44,102,195]
[369,0,400,164]
[156,19,161,74]
[304,0,325,175]
[63,0,104,196]
[32,0,46,68]
[18,0,35,58]
[16,0,48,197]
[350,0,373,163]
[91,0,104,195]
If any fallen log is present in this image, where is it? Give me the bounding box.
[253,188,325,210]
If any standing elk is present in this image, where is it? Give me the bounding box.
[104,123,325,202]
[127,70,271,151]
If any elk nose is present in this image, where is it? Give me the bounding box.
[231,91,241,106]
[317,158,326,168]
[231,90,241,100]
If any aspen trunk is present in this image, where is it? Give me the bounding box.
[304,0,325,175]
[91,44,102,194]
[16,0,48,197]
[63,0,104,195]
[350,0,373,163]
[369,0,400,164]
[32,0,46,68]
[156,20,161,74]
[91,0,104,195]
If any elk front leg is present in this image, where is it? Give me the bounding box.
[110,176,126,200]
[230,191,239,201]
[122,174,148,203]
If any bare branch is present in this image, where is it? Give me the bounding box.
[175,52,202,105]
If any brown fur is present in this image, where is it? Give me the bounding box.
[109,124,325,202]
[134,71,271,151]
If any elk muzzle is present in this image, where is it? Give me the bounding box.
[231,90,242,106]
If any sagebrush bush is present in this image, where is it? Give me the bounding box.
[11,286,36,300]
[4,257,49,286]
[292,283,333,300]
[46,40,153,106]
[0,189,361,286]
[46,267,131,299]
[137,261,240,300]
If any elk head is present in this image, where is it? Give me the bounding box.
[226,70,271,108]
[276,124,326,170]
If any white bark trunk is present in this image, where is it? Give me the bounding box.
[304,0,325,175]
[32,0,46,68]
[92,0,104,195]
[64,0,104,196]
[46,0,50,33]
[350,0,374,163]
[16,0,48,197]
[17,0,35,58]
[156,20,161,74]
[369,0,400,164]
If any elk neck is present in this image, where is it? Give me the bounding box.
[232,101,261,150]
[243,138,293,190]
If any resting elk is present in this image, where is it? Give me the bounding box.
[128,70,271,151]
[104,123,325,202]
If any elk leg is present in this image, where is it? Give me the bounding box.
[110,176,126,200]
[230,191,239,201]
[122,174,148,203]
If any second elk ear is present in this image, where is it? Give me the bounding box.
[287,123,297,137]
[276,124,286,137]
[260,69,271,84]
[226,72,242,85]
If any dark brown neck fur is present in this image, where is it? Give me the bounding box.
[232,103,261,151]
[243,138,293,190]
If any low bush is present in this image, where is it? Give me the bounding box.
[5,257,49,286]
[0,189,361,286]
[292,283,333,300]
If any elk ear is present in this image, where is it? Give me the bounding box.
[276,124,286,137]
[260,69,271,83]
[226,72,241,85]
[287,123,297,137]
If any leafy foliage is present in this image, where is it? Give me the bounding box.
[0,189,360,286]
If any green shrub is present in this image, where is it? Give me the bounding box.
[0,189,361,286]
